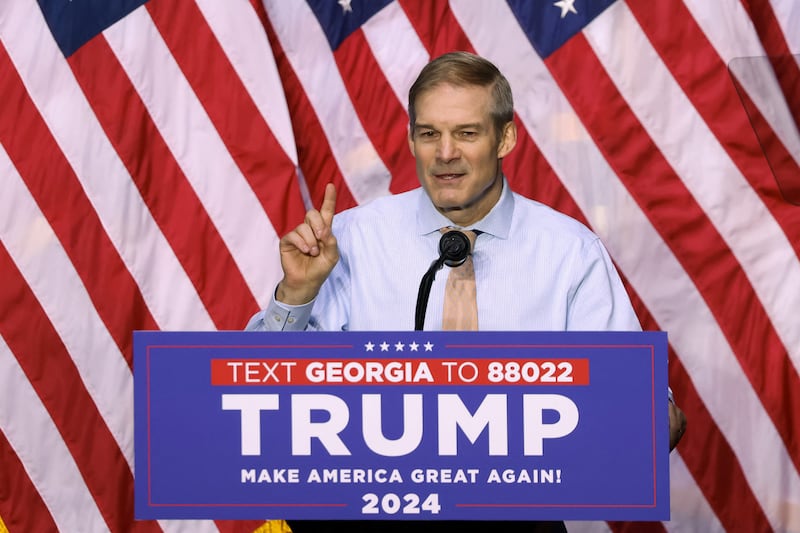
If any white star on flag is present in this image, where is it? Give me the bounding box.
[394,341,405,351]
[553,0,577,18]
[364,342,375,352]
[338,0,353,14]
[380,342,390,352]
[424,342,434,352]
[409,342,419,352]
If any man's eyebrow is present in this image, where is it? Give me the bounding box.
[454,123,485,131]
[413,122,485,131]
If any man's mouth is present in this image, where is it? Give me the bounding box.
[433,172,465,180]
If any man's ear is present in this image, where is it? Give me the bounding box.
[497,121,517,159]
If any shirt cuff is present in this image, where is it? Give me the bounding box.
[245,294,314,332]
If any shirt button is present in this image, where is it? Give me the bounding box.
[273,314,282,322]
[287,317,295,324]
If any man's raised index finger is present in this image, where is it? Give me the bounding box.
[320,183,337,225]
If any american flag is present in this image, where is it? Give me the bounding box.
[0,0,798,532]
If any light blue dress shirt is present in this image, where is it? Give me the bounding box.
[246,181,641,333]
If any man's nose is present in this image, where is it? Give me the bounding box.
[436,136,460,162]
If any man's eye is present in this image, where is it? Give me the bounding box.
[459,131,477,138]
[419,130,436,138]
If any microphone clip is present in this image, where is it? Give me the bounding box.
[439,230,471,267]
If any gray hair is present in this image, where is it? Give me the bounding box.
[408,51,514,139]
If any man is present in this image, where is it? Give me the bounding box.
[248,52,686,532]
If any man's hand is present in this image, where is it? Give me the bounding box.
[276,184,339,305]
[669,400,687,451]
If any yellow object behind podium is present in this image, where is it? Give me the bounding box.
[254,520,293,533]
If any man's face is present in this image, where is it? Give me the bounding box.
[409,82,516,227]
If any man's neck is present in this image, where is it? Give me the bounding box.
[438,174,504,227]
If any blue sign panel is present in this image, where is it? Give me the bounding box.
[134,330,669,521]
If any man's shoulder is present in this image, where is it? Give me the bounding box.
[510,191,598,242]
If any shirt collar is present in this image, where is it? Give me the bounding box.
[415,177,515,239]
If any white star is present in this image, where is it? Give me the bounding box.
[553,0,577,19]
[365,341,375,352]
[409,342,419,352]
[395,341,405,351]
[338,0,353,13]
[380,341,390,352]
[424,342,434,352]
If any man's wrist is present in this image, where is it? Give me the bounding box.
[275,280,319,306]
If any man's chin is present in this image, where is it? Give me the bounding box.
[429,193,467,213]
[435,203,466,214]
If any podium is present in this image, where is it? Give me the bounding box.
[134,330,669,521]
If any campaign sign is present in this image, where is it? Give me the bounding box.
[133,330,669,521]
